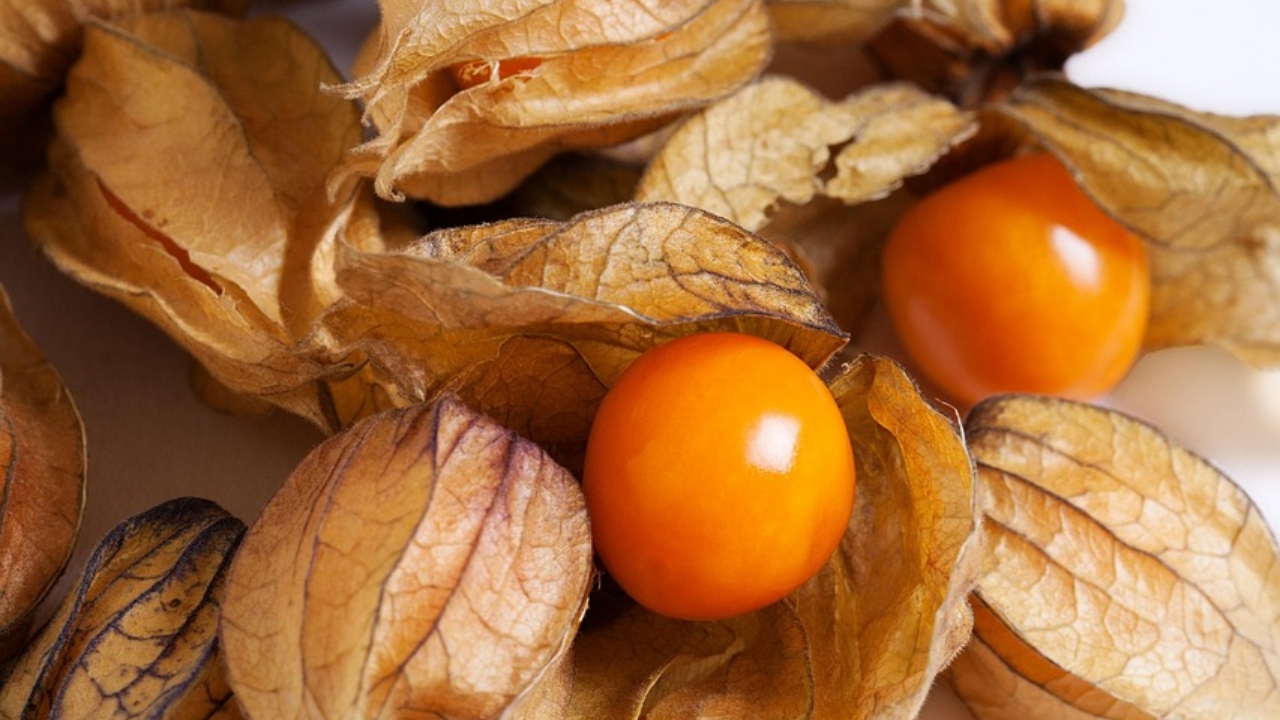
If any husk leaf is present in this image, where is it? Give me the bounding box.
[219,396,593,720]
[635,77,974,334]
[864,0,1124,106]
[766,0,905,44]
[0,497,245,720]
[0,286,85,663]
[947,596,1157,720]
[324,201,848,468]
[955,395,1280,719]
[334,0,772,205]
[23,10,374,430]
[0,0,246,167]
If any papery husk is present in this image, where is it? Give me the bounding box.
[323,201,848,469]
[0,286,85,664]
[219,396,593,720]
[568,600,815,719]
[334,0,773,205]
[23,10,376,431]
[561,354,982,720]
[865,0,1124,106]
[635,76,975,334]
[904,0,1123,54]
[948,596,1156,720]
[953,395,1280,719]
[0,0,246,168]
[992,76,1280,367]
[766,0,905,44]
[0,497,245,719]
[636,77,976,230]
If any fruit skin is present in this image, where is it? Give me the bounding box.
[582,332,856,621]
[880,152,1150,407]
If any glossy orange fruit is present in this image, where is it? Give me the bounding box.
[880,152,1150,407]
[582,332,856,621]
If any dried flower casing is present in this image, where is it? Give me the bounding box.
[219,396,593,720]
[23,10,375,430]
[334,0,773,205]
[635,76,976,333]
[0,0,245,167]
[951,395,1280,719]
[766,0,905,44]
[324,201,848,467]
[866,0,1124,106]
[0,286,85,664]
[0,498,245,719]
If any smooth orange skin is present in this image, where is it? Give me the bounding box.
[881,153,1151,408]
[582,333,856,621]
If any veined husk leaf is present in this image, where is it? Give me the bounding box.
[635,77,975,333]
[568,599,815,719]
[0,497,245,720]
[324,201,848,468]
[948,596,1156,720]
[992,76,1280,366]
[334,0,772,206]
[864,0,1123,106]
[956,395,1280,719]
[562,354,982,720]
[636,77,975,229]
[219,395,593,720]
[904,0,1122,54]
[0,0,245,167]
[0,286,85,664]
[765,0,905,44]
[23,10,376,430]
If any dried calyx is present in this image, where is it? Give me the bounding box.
[865,0,1124,107]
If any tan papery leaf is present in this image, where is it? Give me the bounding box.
[635,78,973,334]
[636,77,975,231]
[766,0,905,44]
[23,10,374,430]
[636,75,845,230]
[865,0,1124,106]
[795,353,981,719]
[906,0,1122,53]
[567,600,814,719]
[324,201,847,466]
[960,395,1280,719]
[335,0,772,205]
[994,76,1280,365]
[1070,88,1280,190]
[219,396,593,720]
[0,286,85,663]
[560,354,980,719]
[0,497,245,719]
[948,596,1157,720]
[0,0,245,167]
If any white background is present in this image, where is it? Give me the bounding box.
[0,1,1277,717]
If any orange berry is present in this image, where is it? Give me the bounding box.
[582,332,856,621]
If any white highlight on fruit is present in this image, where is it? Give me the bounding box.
[747,414,800,474]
